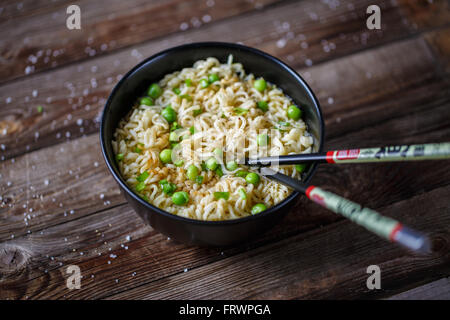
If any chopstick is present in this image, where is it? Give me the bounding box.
[246,142,450,166]
[259,167,431,254]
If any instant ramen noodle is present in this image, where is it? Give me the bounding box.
[112,55,313,221]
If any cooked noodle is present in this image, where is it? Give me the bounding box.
[112,56,313,221]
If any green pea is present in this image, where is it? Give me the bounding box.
[208,73,219,83]
[162,182,177,195]
[213,192,229,200]
[159,149,172,164]
[215,166,223,177]
[139,97,153,106]
[200,79,210,88]
[238,188,247,200]
[234,107,248,116]
[172,191,189,205]
[186,164,199,181]
[235,170,248,178]
[245,172,260,185]
[226,161,238,171]
[173,88,181,95]
[254,78,266,92]
[169,131,179,142]
[170,121,182,132]
[174,159,184,167]
[195,175,204,184]
[257,100,268,112]
[185,78,192,87]
[137,171,149,182]
[213,148,223,160]
[179,94,192,101]
[295,163,308,173]
[136,181,146,192]
[116,153,124,161]
[257,133,269,146]
[206,157,218,171]
[161,106,177,123]
[159,180,176,195]
[287,105,302,120]
[148,83,162,99]
[251,203,267,215]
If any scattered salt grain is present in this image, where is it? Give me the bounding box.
[276,38,286,48]
[202,15,211,23]
[179,22,188,31]
[25,65,35,74]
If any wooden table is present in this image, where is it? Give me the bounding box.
[1,0,449,300]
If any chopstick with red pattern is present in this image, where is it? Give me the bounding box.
[259,167,431,254]
[247,142,450,166]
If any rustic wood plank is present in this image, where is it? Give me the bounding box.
[1,81,449,299]
[2,98,449,241]
[397,0,450,29]
[0,0,282,84]
[424,27,450,74]
[1,0,448,161]
[2,36,448,241]
[1,27,449,298]
[105,185,450,299]
[300,37,450,140]
[387,277,450,299]
[0,1,73,24]
[1,179,448,300]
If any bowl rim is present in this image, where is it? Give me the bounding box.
[100,41,324,226]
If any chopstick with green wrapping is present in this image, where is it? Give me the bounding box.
[247,142,450,166]
[259,167,431,254]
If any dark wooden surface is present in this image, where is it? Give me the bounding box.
[0,0,449,300]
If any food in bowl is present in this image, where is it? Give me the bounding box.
[112,55,313,221]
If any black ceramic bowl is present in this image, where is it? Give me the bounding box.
[100,42,324,246]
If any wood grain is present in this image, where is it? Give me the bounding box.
[1,0,450,300]
[1,180,448,300]
[2,36,448,240]
[1,68,449,299]
[387,277,450,299]
[424,27,450,74]
[107,185,450,299]
[1,0,449,161]
[0,0,282,84]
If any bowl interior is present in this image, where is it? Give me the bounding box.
[101,42,324,222]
